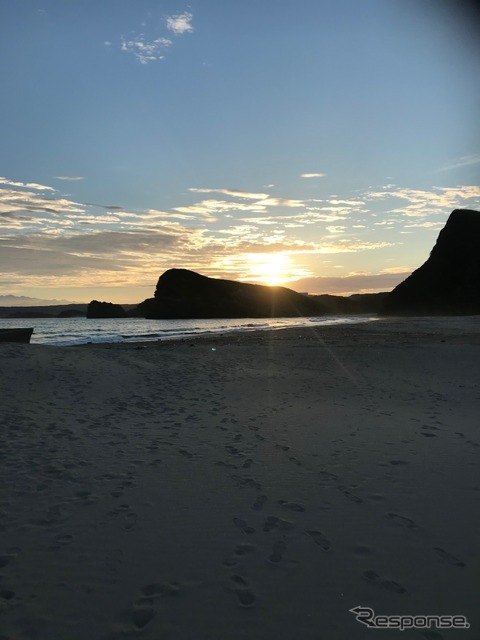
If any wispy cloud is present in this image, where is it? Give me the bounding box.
[301,173,326,178]
[120,12,193,64]
[317,241,394,254]
[326,225,347,234]
[177,188,307,218]
[0,177,55,191]
[2,174,478,297]
[189,187,269,200]
[364,185,480,217]
[433,154,480,173]
[121,35,172,64]
[55,176,84,181]
[166,11,194,35]
[261,197,304,208]
[0,184,84,220]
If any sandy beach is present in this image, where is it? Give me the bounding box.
[1,317,479,640]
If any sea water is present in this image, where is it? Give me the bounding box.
[0,315,377,346]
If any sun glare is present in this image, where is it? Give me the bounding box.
[247,253,291,287]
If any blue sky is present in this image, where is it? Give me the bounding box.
[1,0,479,303]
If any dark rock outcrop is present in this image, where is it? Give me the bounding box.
[58,309,86,318]
[136,269,329,319]
[382,209,480,315]
[87,300,128,319]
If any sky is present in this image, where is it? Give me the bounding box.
[0,0,479,304]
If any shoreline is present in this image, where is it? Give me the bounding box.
[72,314,480,349]
[1,316,479,639]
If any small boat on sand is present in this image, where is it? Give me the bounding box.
[0,328,34,343]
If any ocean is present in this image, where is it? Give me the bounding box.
[0,315,377,346]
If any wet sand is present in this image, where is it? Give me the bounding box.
[0,317,479,639]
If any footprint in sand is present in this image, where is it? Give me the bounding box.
[386,512,418,529]
[215,461,238,469]
[305,529,331,551]
[124,513,138,530]
[268,540,287,563]
[231,475,263,491]
[288,456,302,466]
[51,533,74,548]
[229,575,256,607]
[131,607,155,630]
[339,488,363,503]
[252,495,267,511]
[263,516,294,533]
[433,547,465,567]
[278,500,305,512]
[233,517,255,534]
[318,471,338,487]
[140,582,182,598]
[362,570,406,594]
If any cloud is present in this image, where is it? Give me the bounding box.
[301,173,326,178]
[433,154,480,173]
[261,198,304,208]
[326,226,346,234]
[0,244,123,277]
[328,199,365,206]
[364,185,480,217]
[4,172,477,298]
[405,221,444,229]
[0,184,85,220]
[121,35,172,64]
[182,190,307,217]
[174,199,264,218]
[166,12,194,35]
[189,187,269,200]
[317,241,394,254]
[83,202,123,210]
[55,176,84,181]
[0,177,55,191]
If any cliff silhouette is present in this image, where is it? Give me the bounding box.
[137,269,330,319]
[382,209,480,315]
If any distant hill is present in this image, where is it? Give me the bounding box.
[0,303,140,319]
[136,268,387,319]
[0,304,88,318]
[382,209,480,315]
[0,295,79,307]
[313,292,389,314]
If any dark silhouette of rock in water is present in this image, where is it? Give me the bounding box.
[137,269,329,319]
[382,209,480,315]
[87,300,127,318]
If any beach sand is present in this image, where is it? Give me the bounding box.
[0,317,479,639]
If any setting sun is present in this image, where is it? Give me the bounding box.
[245,253,292,287]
